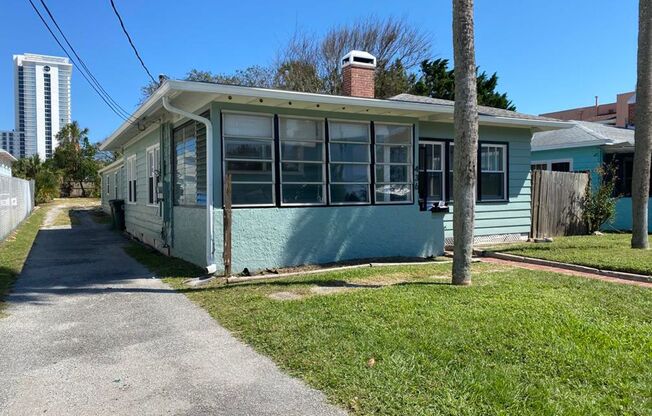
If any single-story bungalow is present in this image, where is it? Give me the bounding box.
[532,120,651,232]
[100,50,570,273]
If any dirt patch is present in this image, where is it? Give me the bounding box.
[309,286,354,295]
[267,291,305,301]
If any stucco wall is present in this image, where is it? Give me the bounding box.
[171,206,207,266]
[216,205,444,274]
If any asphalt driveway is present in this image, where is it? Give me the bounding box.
[0,206,344,416]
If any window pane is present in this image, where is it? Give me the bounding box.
[551,162,570,172]
[329,143,369,162]
[330,184,369,203]
[280,118,323,141]
[448,145,454,172]
[376,145,410,164]
[375,124,411,144]
[232,183,274,205]
[481,146,504,171]
[281,142,323,161]
[481,172,505,200]
[281,162,323,183]
[225,139,273,160]
[428,144,442,170]
[329,121,369,142]
[330,164,369,183]
[376,165,409,183]
[375,184,411,202]
[282,184,324,204]
[226,161,273,182]
[224,113,273,137]
[427,172,443,201]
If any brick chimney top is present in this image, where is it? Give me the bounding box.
[341,50,376,98]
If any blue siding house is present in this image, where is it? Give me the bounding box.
[99,51,570,273]
[532,121,651,232]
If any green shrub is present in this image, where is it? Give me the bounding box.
[35,169,61,204]
[582,163,619,233]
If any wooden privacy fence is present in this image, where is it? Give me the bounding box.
[531,170,589,238]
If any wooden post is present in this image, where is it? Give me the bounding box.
[223,174,232,277]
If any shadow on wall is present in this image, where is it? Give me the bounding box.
[230,204,444,272]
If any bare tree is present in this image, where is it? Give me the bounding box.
[452,0,479,285]
[279,16,431,97]
[632,0,652,249]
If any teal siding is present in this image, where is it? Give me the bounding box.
[100,164,123,214]
[532,145,652,232]
[420,122,534,238]
[120,101,539,270]
[122,128,164,248]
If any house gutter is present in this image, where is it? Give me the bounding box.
[162,97,217,274]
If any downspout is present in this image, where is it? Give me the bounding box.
[162,96,217,274]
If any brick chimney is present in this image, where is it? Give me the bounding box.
[341,50,377,98]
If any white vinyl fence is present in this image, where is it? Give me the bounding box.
[0,176,35,241]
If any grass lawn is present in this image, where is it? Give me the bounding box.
[0,206,48,316]
[487,233,652,275]
[127,245,652,415]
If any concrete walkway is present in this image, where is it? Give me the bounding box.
[0,205,345,416]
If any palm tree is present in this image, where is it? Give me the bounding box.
[56,121,89,151]
[452,0,479,285]
[632,0,651,249]
[12,154,42,180]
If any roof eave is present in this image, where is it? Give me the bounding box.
[101,80,574,150]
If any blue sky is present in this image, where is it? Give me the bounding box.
[0,0,638,143]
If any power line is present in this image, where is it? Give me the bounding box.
[26,0,137,124]
[109,0,157,85]
[38,0,134,121]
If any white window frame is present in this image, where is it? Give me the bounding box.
[530,159,573,172]
[479,143,508,202]
[374,122,413,204]
[126,155,137,204]
[278,115,326,207]
[420,141,446,205]
[222,110,276,207]
[146,144,161,207]
[114,171,118,199]
[105,174,111,196]
[327,119,371,206]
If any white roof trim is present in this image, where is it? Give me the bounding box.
[98,158,124,174]
[101,80,574,151]
[0,149,17,163]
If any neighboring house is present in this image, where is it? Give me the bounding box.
[99,50,570,274]
[532,120,651,232]
[0,148,17,177]
[541,91,636,128]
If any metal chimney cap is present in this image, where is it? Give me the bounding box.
[341,50,377,69]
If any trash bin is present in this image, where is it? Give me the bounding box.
[108,199,125,231]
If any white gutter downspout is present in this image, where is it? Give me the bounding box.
[162,97,217,274]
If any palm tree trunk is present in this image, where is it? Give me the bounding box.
[452,0,479,285]
[632,0,652,249]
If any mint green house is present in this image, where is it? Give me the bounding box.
[532,120,651,232]
[99,52,569,273]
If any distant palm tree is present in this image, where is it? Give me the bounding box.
[12,154,42,180]
[56,121,89,151]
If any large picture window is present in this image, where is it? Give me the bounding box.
[480,144,507,201]
[223,112,275,206]
[375,123,413,203]
[127,155,137,204]
[146,144,160,206]
[328,120,371,204]
[279,117,325,205]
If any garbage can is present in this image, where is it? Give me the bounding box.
[108,199,125,231]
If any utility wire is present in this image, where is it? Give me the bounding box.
[38,0,135,121]
[109,0,157,85]
[26,0,138,124]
